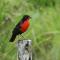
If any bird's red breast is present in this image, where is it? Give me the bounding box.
[20,20,30,32]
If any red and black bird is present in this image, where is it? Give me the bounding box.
[9,15,31,42]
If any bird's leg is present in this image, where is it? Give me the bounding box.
[21,35,26,40]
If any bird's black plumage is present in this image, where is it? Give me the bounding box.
[9,26,22,42]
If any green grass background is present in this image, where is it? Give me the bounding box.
[0,0,60,60]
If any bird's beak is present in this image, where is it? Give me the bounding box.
[29,16,31,18]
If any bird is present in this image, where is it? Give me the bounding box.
[9,15,31,42]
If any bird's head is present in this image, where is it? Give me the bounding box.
[22,15,31,21]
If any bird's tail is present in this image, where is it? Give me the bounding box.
[9,34,16,42]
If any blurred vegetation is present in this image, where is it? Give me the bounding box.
[0,0,60,60]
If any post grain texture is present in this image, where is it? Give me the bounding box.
[17,40,32,60]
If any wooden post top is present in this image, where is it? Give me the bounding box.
[17,40,32,60]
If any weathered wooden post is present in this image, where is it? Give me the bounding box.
[17,40,32,60]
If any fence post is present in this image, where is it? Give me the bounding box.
[17,40,32,60]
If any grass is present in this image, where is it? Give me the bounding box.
[0,0,60,60]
